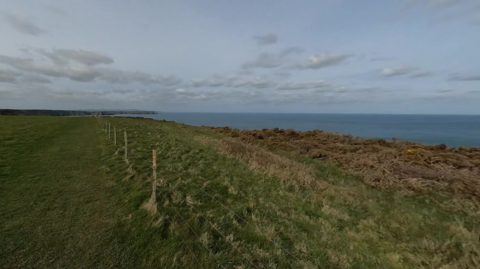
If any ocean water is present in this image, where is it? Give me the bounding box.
[117,113,480,148]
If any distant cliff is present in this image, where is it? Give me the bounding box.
[0,109,157,116]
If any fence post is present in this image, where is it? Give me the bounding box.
[150,150,157,204]
[124,130,128,163]
[108,123,111,138]
[114,126,117,145]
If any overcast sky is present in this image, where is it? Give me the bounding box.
[1,0,479,114]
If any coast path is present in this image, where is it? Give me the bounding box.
[0,117,133,268]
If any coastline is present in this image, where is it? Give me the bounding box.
[115,113,480,148]
[0,109,157,116]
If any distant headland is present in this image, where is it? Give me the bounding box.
[0,109,157,116]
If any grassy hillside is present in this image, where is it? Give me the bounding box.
[1,116,479,268]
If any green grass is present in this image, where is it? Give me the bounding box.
[0,116,136,268]
[1,116,479,268]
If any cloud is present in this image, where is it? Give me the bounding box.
[353,87,382,93]
[242,47,303,69]
[37,49,69,66]
[253,34,278,45]
[53,49,114,66]
[380,66,413,77]
[227,76,273,88]
[242,53,282,69]
[172,87,269,105]
[47,88,112,98]
[379,66,432,78]
[0,68,20,83]
[3,14,46,36]
[298,53,350,69]
[277,81,331,90]
[0,54,181,85]
[272,71,291,78]
[191,74,276,89]
[449,74,480,81]
[22,74,52,84]
[176,79,386,107]
[160,75,183,86]
[111,88,136,94]
[279,47,303,57]
[191,77,224,87]
[95,68,182,85]
[38,49,113,66]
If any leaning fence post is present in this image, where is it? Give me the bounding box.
[143,149,158,214]
[114,126,117,145]
[124,130,128,163]
[150,150,157,204]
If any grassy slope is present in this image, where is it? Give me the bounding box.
[1,116,479,268]
[0,117,135,268]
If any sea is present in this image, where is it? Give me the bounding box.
[115,113,480,148]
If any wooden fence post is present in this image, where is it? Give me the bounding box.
[150,150,157,204]
[124,130,128,163]
[114,126,117,145]
[108,123,111,138]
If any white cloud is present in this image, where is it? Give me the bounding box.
[298,53,350,69]
[380,66,413,77]
[277,81,331,90]
[379,66,433,79]
[0,53,181,85]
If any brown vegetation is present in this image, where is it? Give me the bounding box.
[206,126,480,200]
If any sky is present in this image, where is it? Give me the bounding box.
[0,0,479,114]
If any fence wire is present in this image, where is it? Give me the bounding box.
[99,119,304,267]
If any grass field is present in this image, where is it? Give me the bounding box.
[1,116,479,268]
